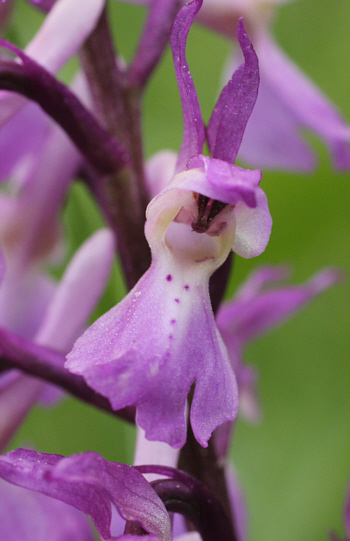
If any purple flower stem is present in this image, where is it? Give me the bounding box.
[135,465,236,541]
[178,421,236,537]
[127,0,181,90]
[0,327,135,424]
[79,8,130,153]
[79,9,152,289]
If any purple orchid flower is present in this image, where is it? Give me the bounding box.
[66,0,272,449]
[0,449,171,541]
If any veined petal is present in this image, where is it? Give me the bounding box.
[0,449,171,541]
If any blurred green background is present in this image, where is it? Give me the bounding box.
[4,1,350,540]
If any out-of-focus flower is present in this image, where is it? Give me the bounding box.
[0,228,115,451]
[66,1,271,449]
[216,265,341,424]
[0,448,171,541]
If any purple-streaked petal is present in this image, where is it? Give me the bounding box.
[0,478,93,541]
[255,32,350,171]
[216,267,341,346]
[207,18,259,163]
[128,0,181,88]
[0,40,128,175]
[0,0,105,126]
[0,449,171,541]
[36,229,115,352]
[170,0,205,172]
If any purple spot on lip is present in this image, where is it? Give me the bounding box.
[169,334,173,340]
[175,298,180,303]
[171,319,176,325]
[184,285,190,291]
[166,274,172,282]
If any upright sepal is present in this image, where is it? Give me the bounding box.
[207,18,259,163]
[170,0,205,172]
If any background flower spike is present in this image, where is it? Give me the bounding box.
[207,18,259,164]
[170,0,205,173]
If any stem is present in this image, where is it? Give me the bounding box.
[0,327,135,424]
[136,465,236,541]
[80,7,151,289]
[178,423,236,537]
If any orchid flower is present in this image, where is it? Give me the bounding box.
[66,0,272,450]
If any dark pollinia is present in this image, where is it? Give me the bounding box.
[192,193,227,234]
